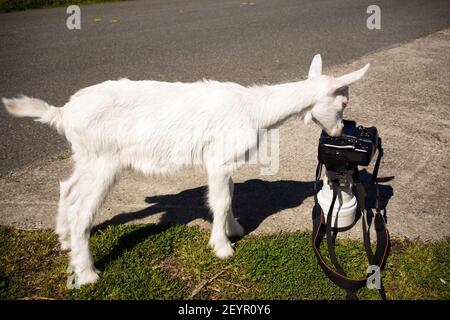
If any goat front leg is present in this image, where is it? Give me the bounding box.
[225,177,244,238]
[207,169,235,259]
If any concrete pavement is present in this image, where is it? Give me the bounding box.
[0,28,449,241]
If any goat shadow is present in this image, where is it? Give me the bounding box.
[93,173,394,269]
[94,179,316,235]
[94,171,393,234]
[93,178,315,269]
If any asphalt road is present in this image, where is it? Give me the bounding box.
[0,0,449,174]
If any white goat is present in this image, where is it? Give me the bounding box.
[2,55,369,285]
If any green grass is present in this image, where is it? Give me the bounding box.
[0,224,448,300]
[0,0,126,13]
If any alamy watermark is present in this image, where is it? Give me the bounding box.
[66,265,80,289]
[366,265,382,290]
[66,5,81,30]
[367,5,381,30]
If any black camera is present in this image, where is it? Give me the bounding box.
[318,120,378,168]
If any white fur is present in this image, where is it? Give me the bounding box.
[2,55,369,285]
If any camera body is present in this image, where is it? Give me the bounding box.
[318,120,378,169]
[317,120,379,229]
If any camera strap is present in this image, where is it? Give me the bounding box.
[311,139,390,300]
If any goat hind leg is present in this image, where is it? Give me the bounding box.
[67,160,118,285]
[56,172,80,251]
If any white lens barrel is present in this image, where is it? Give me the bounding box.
[317,171,357,229]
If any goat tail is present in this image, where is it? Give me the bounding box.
[2,95,64,134]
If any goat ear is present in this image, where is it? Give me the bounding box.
[304,112,312,124]
[331,63,370,93]
[308,54,322,78]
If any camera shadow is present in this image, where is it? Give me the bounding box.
[355,169,394,227]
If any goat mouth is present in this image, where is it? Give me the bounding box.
[328,131,341,137]
[312,118,342,137]
[323,129,337,137]
[328,123,344,137]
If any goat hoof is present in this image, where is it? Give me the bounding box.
[214,242,235,259]
[77,269,100,286]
